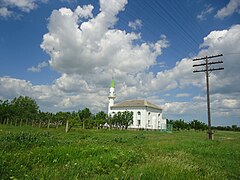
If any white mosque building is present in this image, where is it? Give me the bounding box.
[108,79,167,130]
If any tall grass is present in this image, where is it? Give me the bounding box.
[0,125,240,179]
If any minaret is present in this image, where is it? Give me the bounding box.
[108,79,116,115]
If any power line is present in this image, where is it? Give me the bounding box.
[153,0,200,47]
[135,0,197,56]
[193,54,224,140]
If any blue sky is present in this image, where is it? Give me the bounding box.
[0,0,240,126]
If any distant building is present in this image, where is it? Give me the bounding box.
[108,79,166,130]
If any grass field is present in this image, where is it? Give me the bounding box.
[0,125,240,179]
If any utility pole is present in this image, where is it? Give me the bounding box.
[193,54,224,140]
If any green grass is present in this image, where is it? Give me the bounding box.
[0,125,240,179]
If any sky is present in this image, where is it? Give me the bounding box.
[0,0,240,126]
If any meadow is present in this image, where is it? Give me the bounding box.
[0,125,240,179]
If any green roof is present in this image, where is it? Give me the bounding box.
[110,79,115,88]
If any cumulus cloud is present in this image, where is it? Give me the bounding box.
[41,0,168,84]
[27,61,48,72]
[215,0,240,19]
[199,24,240,94]
[128,19,143,30]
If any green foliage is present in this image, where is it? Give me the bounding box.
[0,96,39,126]
[95,111,107,122]
[169,119,208,131]
[12,96,39,120]
[190,119,208,130]
[79,108,92,120]
[111,111,133,129]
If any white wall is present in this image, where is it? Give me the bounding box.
[110,106,166,130]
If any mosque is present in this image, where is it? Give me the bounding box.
[107,79,167,130]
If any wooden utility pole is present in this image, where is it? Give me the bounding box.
[193,54,224,140]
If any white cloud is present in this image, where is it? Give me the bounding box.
[197,5,214,21]
[199,24,240,94]
[27,61,48,72]
[41,1,168,82]
[176,93,191,98]
[1,0,37,12]
[128,19,143,30]
[0,0,48,18]
[0,7,12,18]
[75,5,94,19]
[0,76,33,99]
[215,0,240,19]
[0,75,107,112]
[99,0,128,14]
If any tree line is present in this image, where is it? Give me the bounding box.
[167,119,240,132]
[0,96,133,132]
[1,96,239,132]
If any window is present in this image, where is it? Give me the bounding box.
[138,120,141,126]
[137,111,141,126]
[148,112,151,126]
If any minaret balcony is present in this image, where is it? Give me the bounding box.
[108,93,116,99]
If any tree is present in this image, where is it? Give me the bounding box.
[11,96,39,126]
[173,119,188,130]
[79,108,92,129]
[0,99,12,124]
[189,120,207,131]
[65,115,78,133]
[95,111,107,121]
[121,111,133,129]
[79,108,92,120]
[112,111,133,129]
[55,111,69,128]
